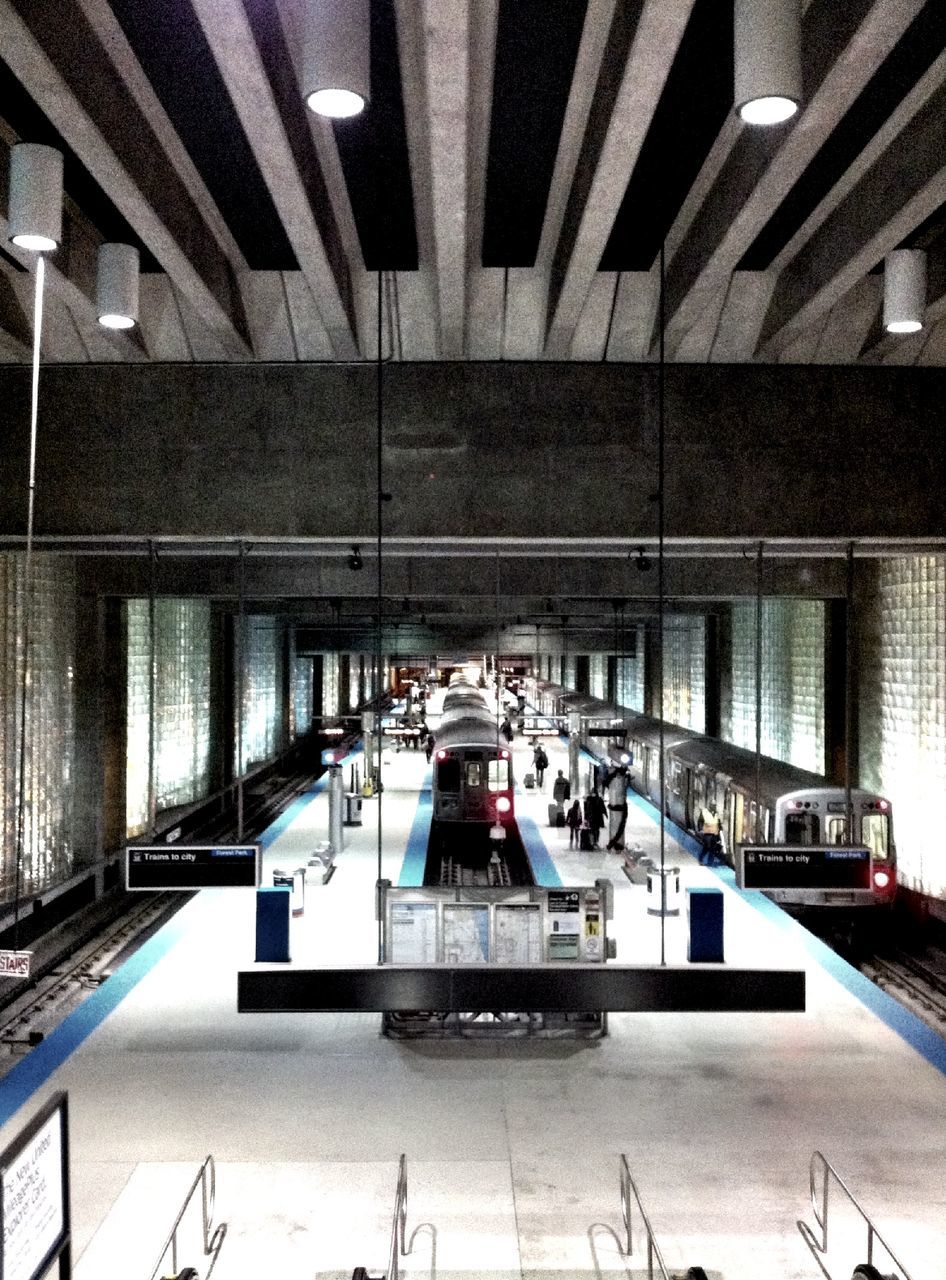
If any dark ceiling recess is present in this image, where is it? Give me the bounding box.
[739,0,946,270]
[481,0,588,268]
[108,0,298,271]
[0,56,160,271]
[599,0,732,272]
[331,0,418,271]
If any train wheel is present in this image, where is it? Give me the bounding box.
[851,1265,888,1280]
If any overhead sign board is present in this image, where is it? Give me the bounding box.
[0,1092,70,1280]
[126,845,261,891]
[737,845,872,891]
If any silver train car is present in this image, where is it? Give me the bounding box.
[533,680,896,909]
[432,678,514,826]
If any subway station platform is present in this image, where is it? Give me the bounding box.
[1,703,945,1280]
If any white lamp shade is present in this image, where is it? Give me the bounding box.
[8,142,64,251]
[883,249,926,334]
[96,242,139,328]
[302,0,370,118]
[735,0,802,125]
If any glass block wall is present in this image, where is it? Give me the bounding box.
[589,653,607,698]
[727,600,824,773]
[349,654,361,710]
[859,557,946,898]
[236,617,282,773]
[563,655,576,688]
[126,599,211,837]
[615,646,645,712]
[292,657,313,738]
[0,555,76,899]
[661,617,706,731]
[322,652,340,717]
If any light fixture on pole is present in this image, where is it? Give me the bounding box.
[97,242,139,329]
[8,142,64,251]
[734,0,802,126]
[302,0,370,119]
[883,249,926,334]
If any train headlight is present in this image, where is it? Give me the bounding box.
[873,869,891,890]
[501,749,509,759]
[437,750,447,760]
[496,796,511,813]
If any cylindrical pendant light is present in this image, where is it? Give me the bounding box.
[96,242,139,328]
[8,143,64,252]
[735,0,802,126]
[884,249,926,334]
[302,0,370,119]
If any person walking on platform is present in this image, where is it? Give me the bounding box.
[501,715,514,744]
[424,731,435,763]
[584,790,607,848]
[552,769,570,807]
[697,802,722,865]
[533,742,549,789]
[566,798,583,849]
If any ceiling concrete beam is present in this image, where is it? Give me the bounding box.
[814,275,882,364]
[760,78,946,355]
[709,272,776,364]
[189,0,359,358]
[1,0,252,359]
[663,0,926,344]
[544,0,696,358]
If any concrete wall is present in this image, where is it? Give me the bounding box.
[0,363,943,541]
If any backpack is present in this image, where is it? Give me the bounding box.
[536,748,548,770]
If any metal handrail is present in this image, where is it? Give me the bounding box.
[797,1151,911,1280]
[387,1154,410,1280]
[148,1154,227,1280]
[620,1155,672,1280]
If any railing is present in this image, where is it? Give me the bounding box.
[387,1154,410,1280]
[797,1151,911,1280]
[620,1155,672,1280]
[148,1154,227,1280]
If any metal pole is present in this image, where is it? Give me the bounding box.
[12,255,46,951]
[148,541,157,837]
[236,540,245,841]
[845,542,854,843]
[755,542,763,835]
[376,269,384,963]
[658,242,666,967]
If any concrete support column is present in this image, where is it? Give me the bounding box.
[704,614,722,739]
[824,597,850,786]
[72,593,107,867]
[281,622,292,752]
[644,625,661,719]
[568,712,581,801]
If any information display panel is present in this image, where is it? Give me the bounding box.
[389,903,438,964]
[494,906,541,964]
[443,905,489,964]
[0,1093,70,1280]
[737,845,872,891]
[126,845,260,890]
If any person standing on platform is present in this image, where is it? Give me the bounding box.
[696,802,722,865]
[533,742,549,789]
[566,799,583,849]
[584,790,607,848]
[552,769,570,808]
[501,715,514,744]
[424,731,435,763]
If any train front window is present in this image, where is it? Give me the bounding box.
[466,762,483,788]
[488,759,510,792]
[861,812,889,858]
[826,817,847,844]
[437,759,461,792]
[785,811,819,844]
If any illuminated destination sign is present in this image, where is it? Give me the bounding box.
[126,845,260,891]
[0,1092,70,1280]
[737,845,872,891]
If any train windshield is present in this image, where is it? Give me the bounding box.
[861,812,890,858]
[785,811,819,844]
[826,816,847,844]
[488,759,510,791]
[466,762,483,788]
[438,759,461,792]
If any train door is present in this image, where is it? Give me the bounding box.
[784,809,819,844]
[729,791,746,851]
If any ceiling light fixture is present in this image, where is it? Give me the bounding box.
[883,249,926,335]
[734,0,802,126]
[8,143,63,252]
[97,243,139,329]
[303,0,370,119]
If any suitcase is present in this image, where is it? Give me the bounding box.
[579,825,594,851]
[556,810,566,827]
[524,771,535,789]
[548,802,561,827]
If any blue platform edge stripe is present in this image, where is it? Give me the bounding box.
[596,744,946,1077]
[399,771,433,886]
[0,749,364,1127]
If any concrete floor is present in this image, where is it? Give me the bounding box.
[1,701,944,1280]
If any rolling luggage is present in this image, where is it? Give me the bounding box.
[556,809,566,827]
[524,771,535,789]
[548,802,562,827]
[579,825,594,851]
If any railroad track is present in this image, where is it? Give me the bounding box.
[861,949,946,1032]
